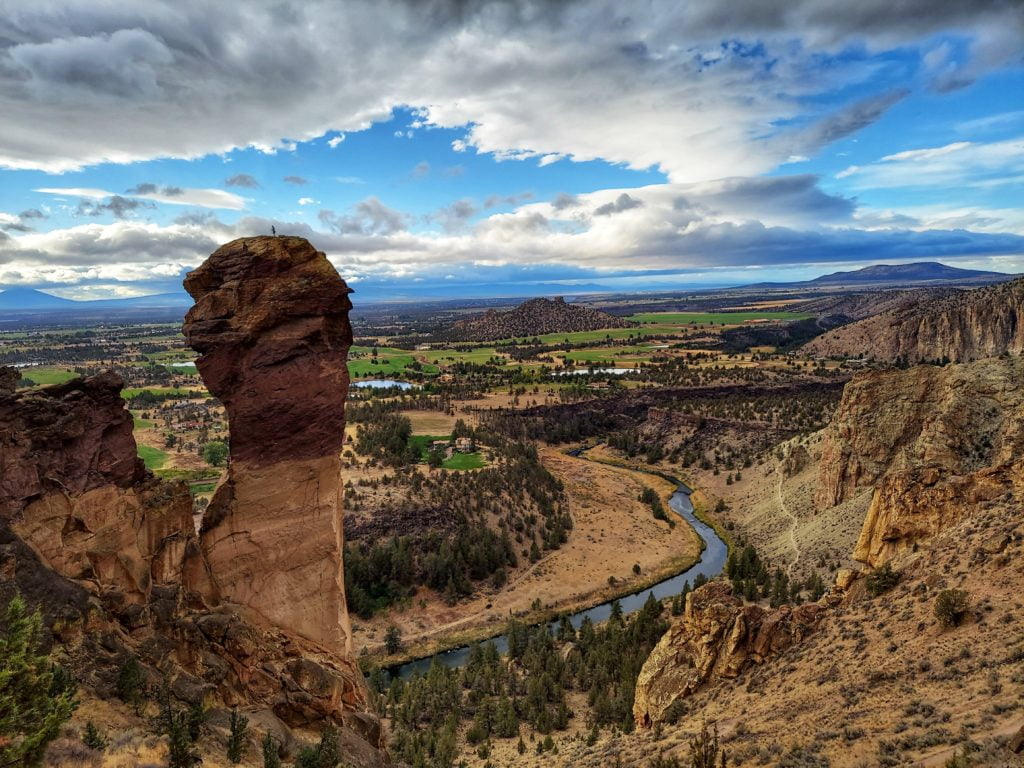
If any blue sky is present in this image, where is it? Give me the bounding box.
[0,2,1022,301]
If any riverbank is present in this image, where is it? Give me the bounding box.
[362,446,704,667]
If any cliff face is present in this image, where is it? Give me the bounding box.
[183,236,354,652]
[633,582,823,728]
[1,372,193,605]
[803,277,1024,363]
[817,357,1024,566]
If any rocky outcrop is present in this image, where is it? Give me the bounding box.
[183,236,354,652]
[451,296,635,342]
[817,357,1024,566]
[633,582,823,728]
[803,277,1024,363]
[1,371,193,604]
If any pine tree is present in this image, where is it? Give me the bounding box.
[0,594,77,768]
[115,653,146,713]
[227,708,248,763]
[261,732,282,768]
[83,720,107,750]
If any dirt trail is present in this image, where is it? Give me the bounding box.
[776,466,801,577]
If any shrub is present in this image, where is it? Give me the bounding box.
[866,562,901,596]
[934,589,969,628]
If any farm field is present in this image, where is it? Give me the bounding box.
[136,444,168,470]
[628,310,813,325]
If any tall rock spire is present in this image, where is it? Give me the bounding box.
[183,236,354,651]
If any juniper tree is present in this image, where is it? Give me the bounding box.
[0,595,77,768]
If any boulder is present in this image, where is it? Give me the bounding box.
[633,582,823,728]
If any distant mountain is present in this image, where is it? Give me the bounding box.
[0,287,191,314]
[451,296,637,341]
[0,287,77,310]
[803,276,1024,363]
[807,262,1008,285]
[739,262,1013,291]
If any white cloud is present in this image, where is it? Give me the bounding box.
[35,186,247,210]
[838,136,1024,189]
[0,1,1017,176]
[4,178,1021,291]
[298,197,318,205]
[327,134,345,148]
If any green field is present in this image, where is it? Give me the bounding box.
[189,482,217,495]
[122,386,203,398]
[561,345,652,364]
[18,367,78,387]
[409,434,451,457]
[137,444,168,470]
[420,347,503,365]
[348,346,439,377]
[442,452,486,470]
[628,311,813,325]
[498,327,650,345]
[132,413,155,429]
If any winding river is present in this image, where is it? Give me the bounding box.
[391,479,728,679]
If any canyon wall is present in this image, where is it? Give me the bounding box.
[1,372,194,606]
[803,277,1024,363]
[183,236,354,652]
[817,356,1024,566]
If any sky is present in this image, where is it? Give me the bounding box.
[0,0,1022,302]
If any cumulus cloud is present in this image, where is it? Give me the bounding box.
[5,175,1020,292]
[0,1,1018,176]
[76,195,153,219]
[318,196,410,236]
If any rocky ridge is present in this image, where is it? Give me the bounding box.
[802,276,1024,363]
[451,296,635,341]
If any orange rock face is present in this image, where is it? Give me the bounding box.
[1,372,193,604]
[633,582,823,728]
[183,236,354,652]
[817,356,1024,566]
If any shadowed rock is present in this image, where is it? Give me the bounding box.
[183,236,354,651]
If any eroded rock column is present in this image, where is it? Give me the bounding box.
[183,236,353,651]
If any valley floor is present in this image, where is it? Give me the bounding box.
[351,446,702,661]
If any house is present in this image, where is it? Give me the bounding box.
[454,437,474,453]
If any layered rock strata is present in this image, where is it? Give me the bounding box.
[183,236,354,651]
[634,582,823,727]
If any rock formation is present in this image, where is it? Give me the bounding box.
[633,582,823,728]
[451,296,635,342]
[817,356,1024,566]
[182,236,354,652]
[802,276,1024,363]
[1,372,193,606]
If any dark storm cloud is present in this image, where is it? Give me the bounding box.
[0,1,1017,174]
